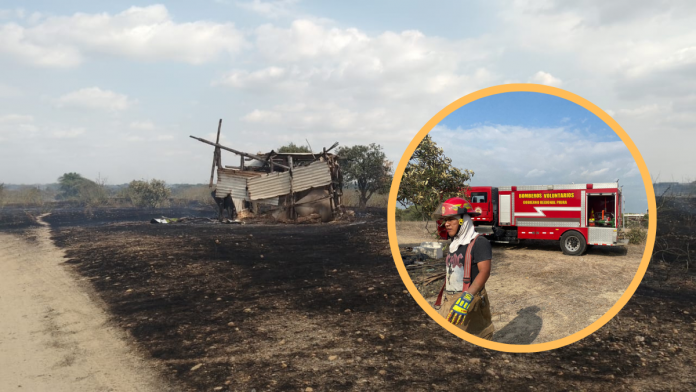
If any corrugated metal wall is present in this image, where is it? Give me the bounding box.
[247,161,331,201]
[293,161,332,192]
[216,168,261,199]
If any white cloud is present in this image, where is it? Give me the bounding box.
[0,5,246,67]
[529,71,562,87]
[236,0,299,19]
[526,168,546,178]
[216,66,289,89]
[220,19,500,157]
[581,167,609,177]
[432,124,634,186]
[0,114,37,141]
[129,120,156,131]
[55,87,134,111]
[51,127,85,139]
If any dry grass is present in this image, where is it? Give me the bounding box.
[342,190,388,208]
[395,220,441,245]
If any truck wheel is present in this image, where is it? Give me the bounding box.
[560,231,586,256]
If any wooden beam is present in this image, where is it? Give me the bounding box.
[190,135,291,170]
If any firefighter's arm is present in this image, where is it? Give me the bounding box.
[466,259,491,296]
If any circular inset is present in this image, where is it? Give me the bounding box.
[387,84,656,353]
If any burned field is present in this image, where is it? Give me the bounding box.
[1,205,695,391]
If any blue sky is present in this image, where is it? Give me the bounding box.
[431,92,646,212]
[0,1,694,193]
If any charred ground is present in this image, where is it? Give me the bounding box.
[1,203,695,391]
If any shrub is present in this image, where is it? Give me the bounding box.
[395,205,423,221]
[127,179,171,208]
[77,179,109,207]
[627,227,647,244]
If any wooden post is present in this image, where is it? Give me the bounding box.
[288,156,295,221]
[209,119,222,188]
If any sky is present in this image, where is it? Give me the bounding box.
[0,1,694,191]
[431,92,647,213]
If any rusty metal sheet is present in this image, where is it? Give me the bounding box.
[216,168,261,199]
[247,161,332,200]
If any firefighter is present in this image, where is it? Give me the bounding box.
[432,197,495,340]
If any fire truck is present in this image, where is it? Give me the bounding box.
[464,182,628,255]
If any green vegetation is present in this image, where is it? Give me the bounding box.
[278,142,311,153]
[56,172,109,206]
[627,226,648,244]
[397,135,473,220]
[395,205,422,221]
[126,179,171,208]
[338,143,392,208]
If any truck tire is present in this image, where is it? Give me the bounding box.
[560,231,586,256]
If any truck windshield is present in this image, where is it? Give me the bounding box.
[470,192,487,203]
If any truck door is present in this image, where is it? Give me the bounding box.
[470,191,491,219]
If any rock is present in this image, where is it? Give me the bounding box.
[328,355,338,361]
[213,387,223,391]
[190,363,203,371]
[379,370,387,375]
[635,336,645,342]
[379,334,385,339]
[357,338,363,343]
[227,322,236,327]
[244,308,252,313]
[305,388,313,392]
[279,339,286,345]
[468,358,481,364]
[486,369,496,377]
[344,309,351,313]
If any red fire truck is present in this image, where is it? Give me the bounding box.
[464,182,628,255]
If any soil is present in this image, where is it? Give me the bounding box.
[0,205,695,391]
[396,221,645,344]
[0,215,173,391]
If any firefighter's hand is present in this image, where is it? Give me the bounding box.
[447,292,474,325]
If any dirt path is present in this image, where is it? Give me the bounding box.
[0,216,172,391]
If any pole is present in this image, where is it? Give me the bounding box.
[209,119,222,188]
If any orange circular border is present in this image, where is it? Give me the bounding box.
[387,84,657,352]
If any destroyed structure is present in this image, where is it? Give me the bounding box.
[191,120,344,222]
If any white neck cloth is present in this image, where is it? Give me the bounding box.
[449,214,478,253]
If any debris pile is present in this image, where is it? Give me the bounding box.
[191,119,344,222]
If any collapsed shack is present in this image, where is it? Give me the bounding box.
[190,120,344,222]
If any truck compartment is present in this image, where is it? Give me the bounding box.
[587,194,616,227]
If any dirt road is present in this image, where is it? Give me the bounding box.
[0,216,172,391]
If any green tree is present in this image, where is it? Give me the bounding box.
[0,183,5,206]
[58,172,89,199]
[127,179,171,208]
[338,143,392,208]
[278,142,311,153]
[397,135,473,220]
